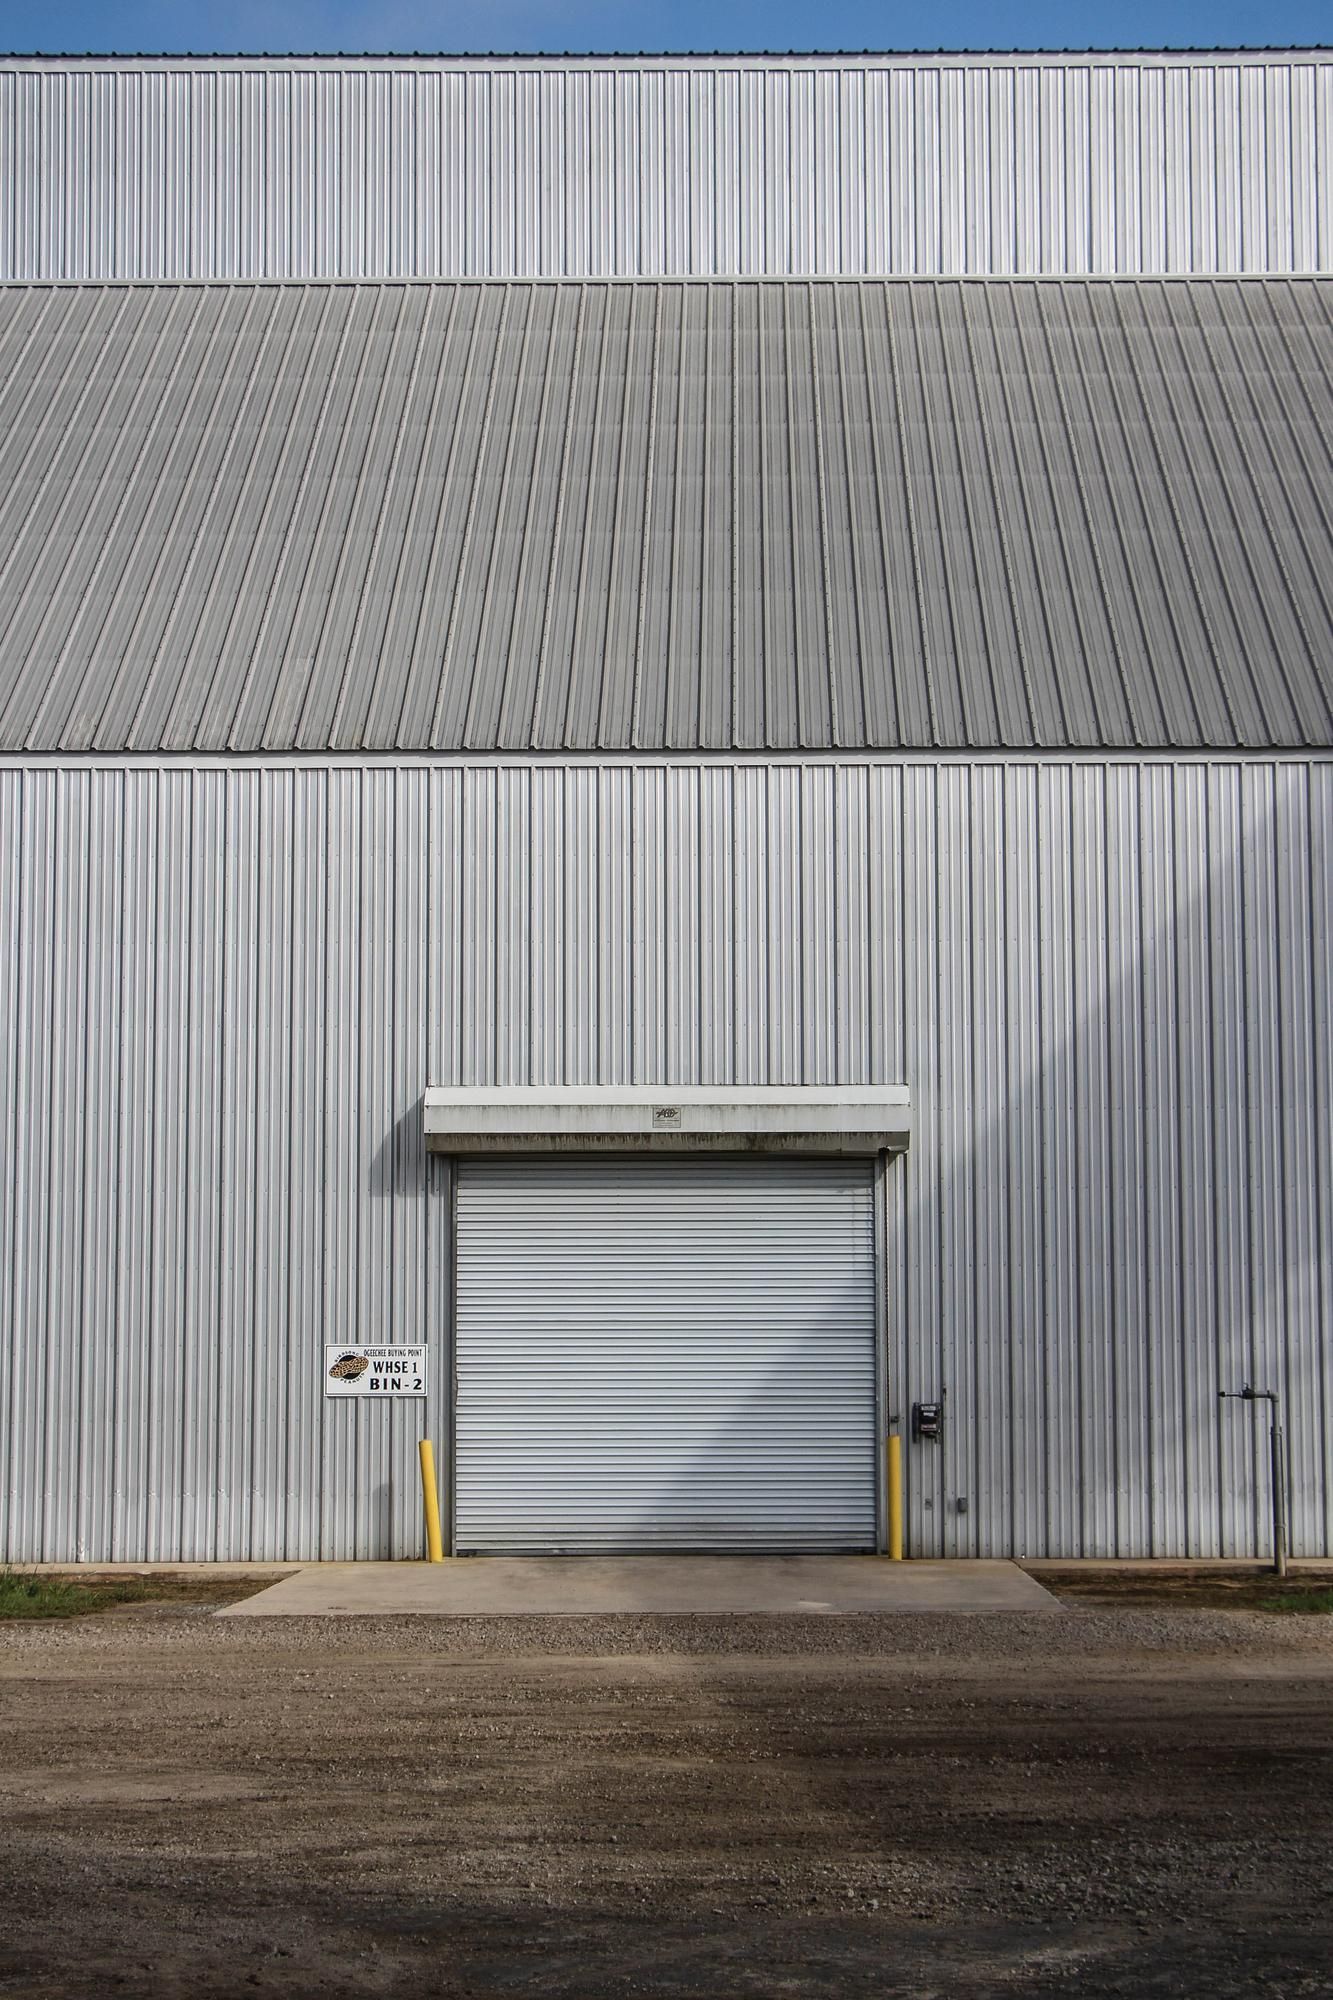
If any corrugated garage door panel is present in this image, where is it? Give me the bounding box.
[454,1156,879,1553]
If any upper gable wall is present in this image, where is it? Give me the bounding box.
[1,52,1330,282]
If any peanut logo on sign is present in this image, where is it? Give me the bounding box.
[323,1346,428,1398]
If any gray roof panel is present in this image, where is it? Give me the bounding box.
[0,275,1330,756]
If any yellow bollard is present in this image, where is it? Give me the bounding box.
[418,1438,444,1564]
[886,1434,904,1560]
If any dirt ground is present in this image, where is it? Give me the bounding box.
[1025,1566,1333,1612]
[2,1603,1332,1999]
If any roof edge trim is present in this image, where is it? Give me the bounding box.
[2,46,1329,67]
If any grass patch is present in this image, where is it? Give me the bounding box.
[0,1569,272,1618]
[0,1570,161,1619]
[0,1571,92,1618]
[1259,1587,1333,1615]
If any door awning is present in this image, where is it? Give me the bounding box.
[422,1086,910,1155]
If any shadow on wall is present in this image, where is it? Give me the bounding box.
[888,762,1328,1561]
[428,762,1330,1564]
[1,759,1327,1564]
[368,1108,431,1199]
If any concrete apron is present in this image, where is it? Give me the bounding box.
[217,1556,1061,1617]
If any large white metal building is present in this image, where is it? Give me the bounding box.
[1,48,1330,1564]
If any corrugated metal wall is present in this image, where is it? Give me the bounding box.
[1,757,1328,1562]
[0,55,1329,282]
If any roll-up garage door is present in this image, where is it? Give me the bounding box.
[453,1155,879,1553]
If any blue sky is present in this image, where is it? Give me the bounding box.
[2,2,1328,56]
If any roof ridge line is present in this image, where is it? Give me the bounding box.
[0,273,1328,292]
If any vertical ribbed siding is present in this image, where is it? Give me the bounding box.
[0,757,1329,1560]
[0,55,1329,281]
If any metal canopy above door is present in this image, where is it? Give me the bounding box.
[423,1085,911,1154]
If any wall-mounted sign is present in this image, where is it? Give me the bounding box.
[324,1346,427,1398]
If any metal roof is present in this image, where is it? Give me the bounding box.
[0,276,1330,756]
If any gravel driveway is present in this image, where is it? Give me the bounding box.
[2,1606,1331,1997]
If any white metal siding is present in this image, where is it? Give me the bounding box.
[0,757,1329,1562]
[0,55,1329,282]
[453,1155,879,1552]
